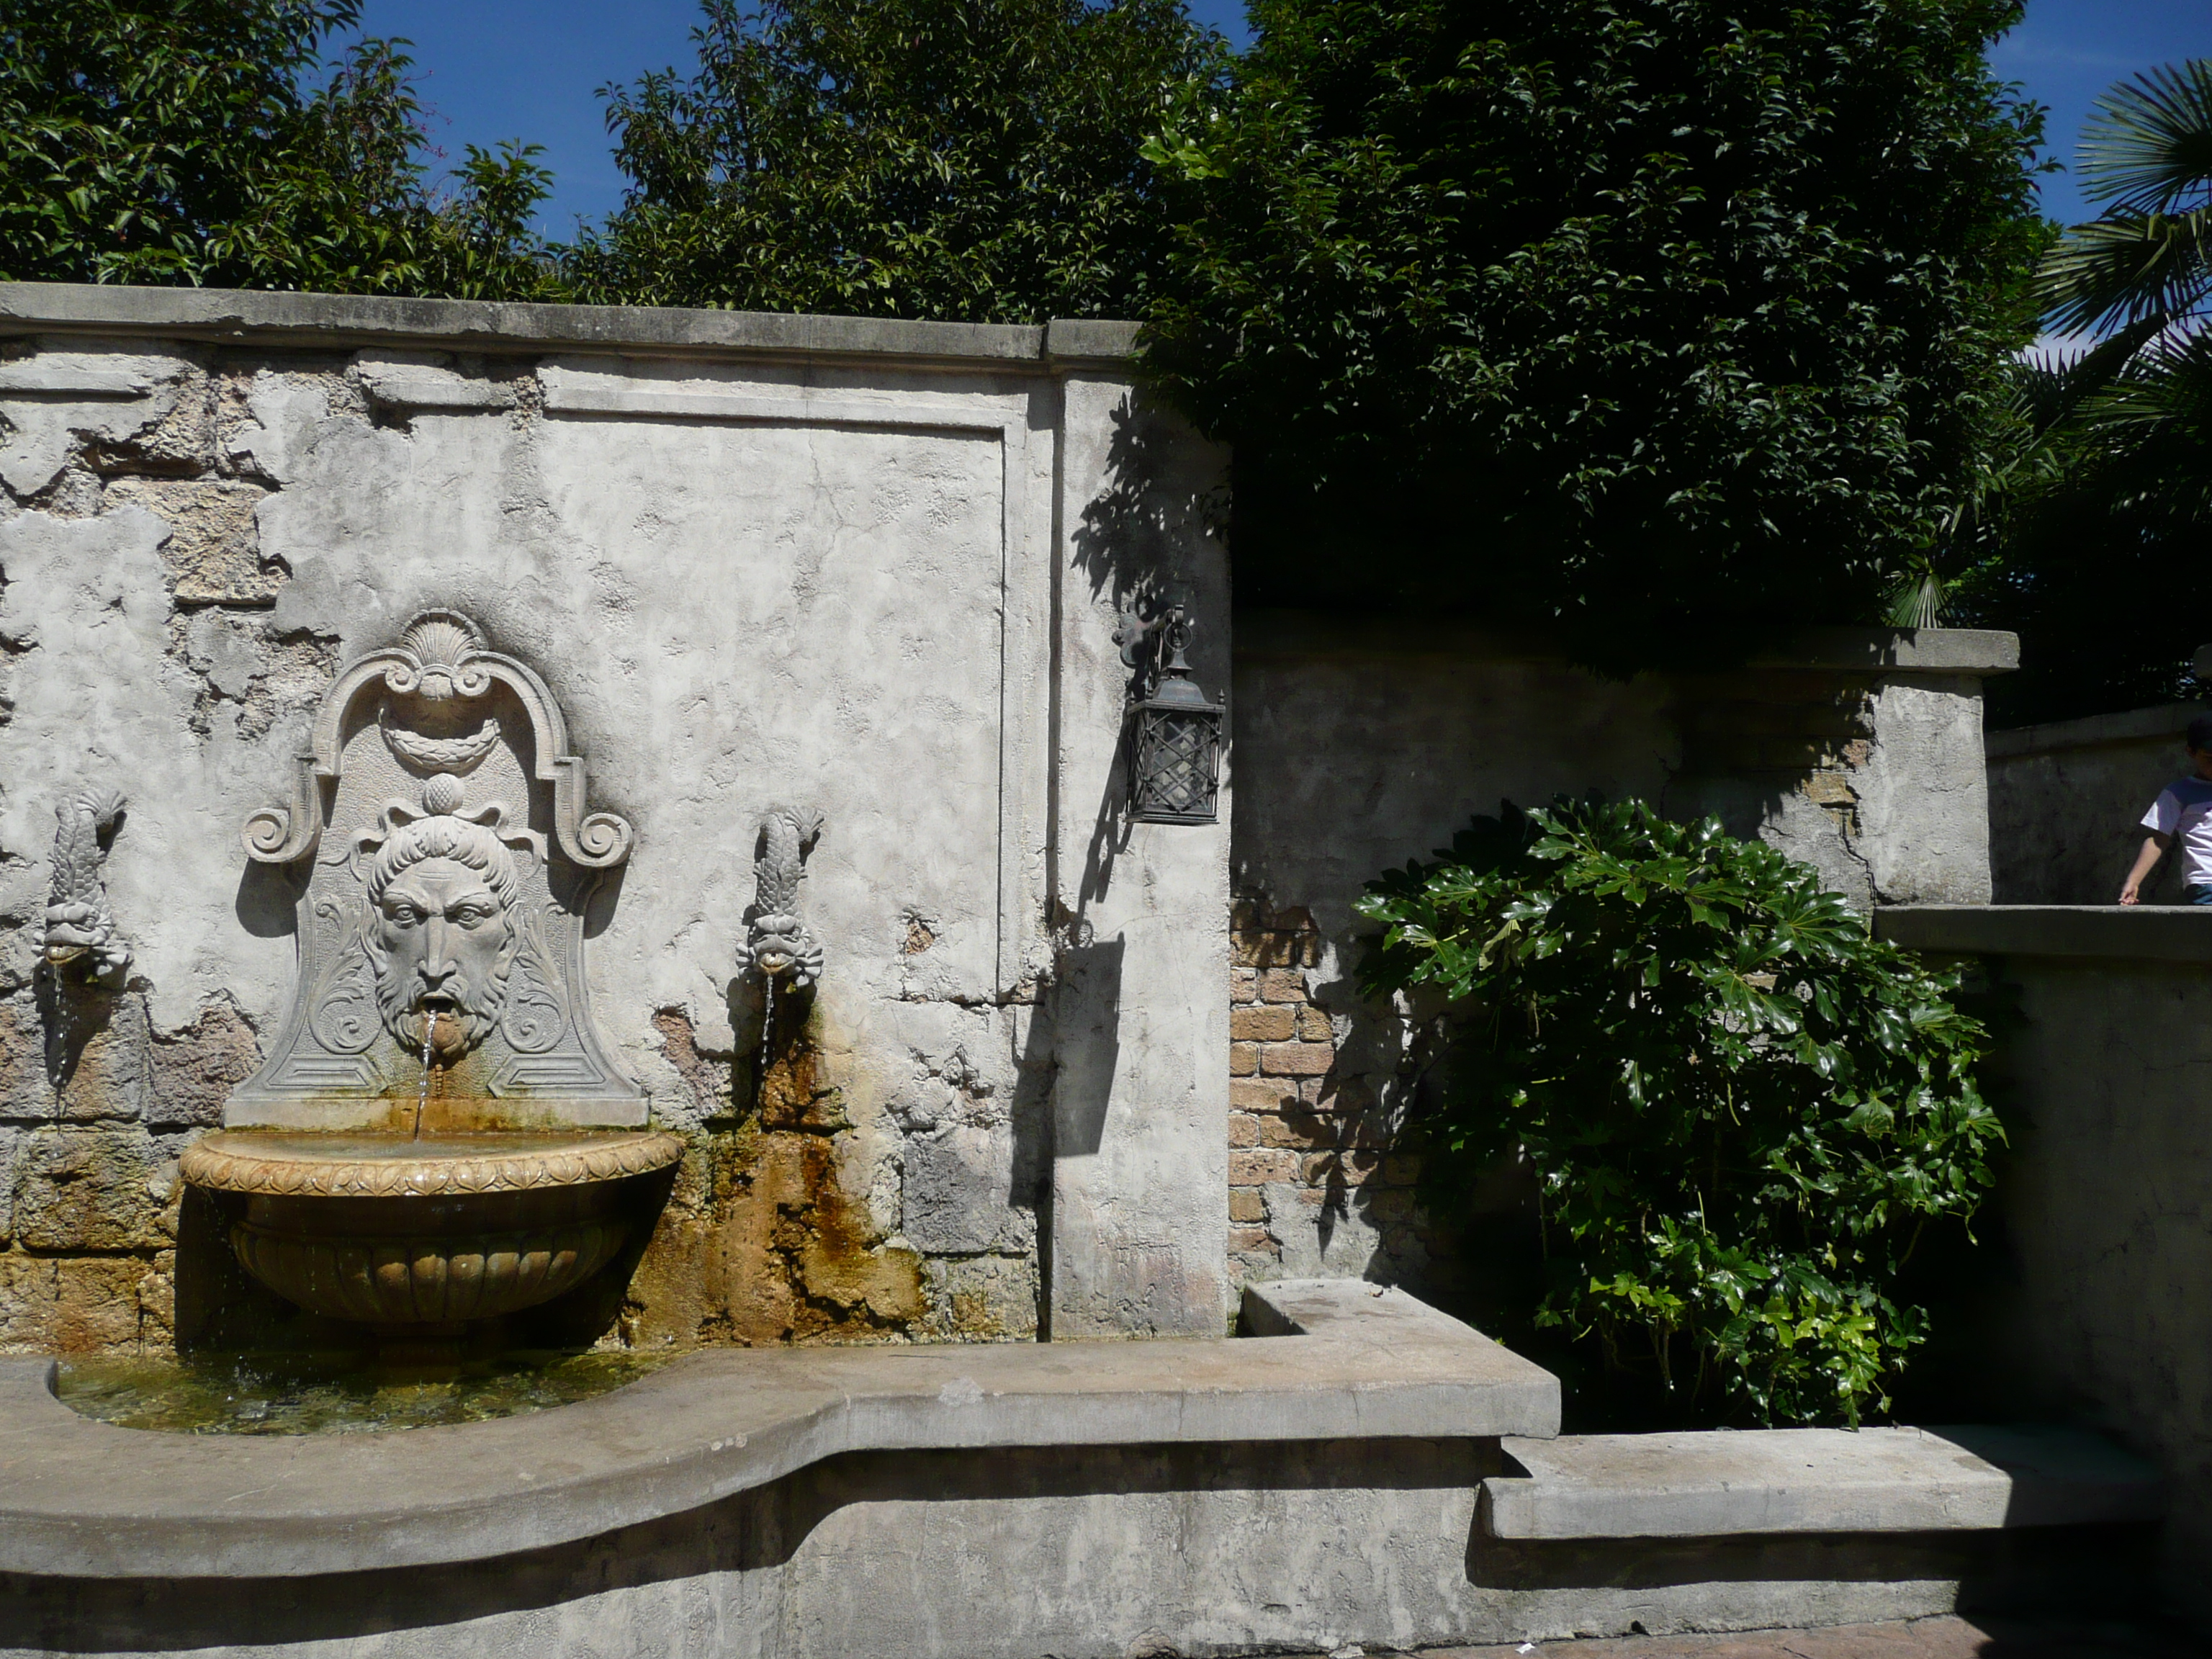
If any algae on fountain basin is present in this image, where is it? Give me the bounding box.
[54,1346,676,1435]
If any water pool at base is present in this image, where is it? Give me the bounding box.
[54,1347,677,1435]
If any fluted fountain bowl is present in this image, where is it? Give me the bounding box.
[179,1130,685,1324]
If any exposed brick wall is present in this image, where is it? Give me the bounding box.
[1225,900,1429,1291]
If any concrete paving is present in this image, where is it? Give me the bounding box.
[1301,1615,2208,1658]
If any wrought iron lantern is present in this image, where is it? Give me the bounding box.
[1117,594,1223,824]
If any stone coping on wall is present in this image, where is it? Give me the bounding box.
[0,282,1141,371]
[1235,611,2018,675]
[1480,1425,2164,1539]
[1878,904,2212,962]
[0,1280,1557,1581]
[1985,703,2201,760]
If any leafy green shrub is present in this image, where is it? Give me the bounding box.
[1357,799,2000,1425]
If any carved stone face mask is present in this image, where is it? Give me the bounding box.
[365,827,521,1066]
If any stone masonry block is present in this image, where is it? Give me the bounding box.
[0,1125,17,1244]
[1230,1005,1296,1043]
[1258,969,1308,1003]
[1229,1043,1258,1076]
[10,1128,168,1251]
[1300,1149,1380,1186]
[1382,1153,1422,1185]
[0,997,53,1121]
[0,1253,155,1354]
[104,478,280,606]
[1259,1041,1334,1077]
[1261,1112,1336,1150]
[1226,1226,1276,1254]
[55,991,150,1123]
[148,1000,261,1127]
[900,1125,1030,1255]
[1230,967,1258,1003]
[1304,1074,1375,1113]
[1228,1149,1300,1186]
[1228,1189,1265,1223]
[1227,1113,1261,1148]
[917,1253,1038,1342]
[1370,1188,1419,1224]
[1295,1005,1335,1043]
[1230,1079,1298,1113]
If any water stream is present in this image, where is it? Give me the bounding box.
[759,977,776,1104]
[412,1008,437,1141]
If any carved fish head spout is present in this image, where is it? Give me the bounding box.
[741,808,826,990]
[42,788,130,980]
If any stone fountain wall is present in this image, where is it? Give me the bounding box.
[0,286,1228,1356]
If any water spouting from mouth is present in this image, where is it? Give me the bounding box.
[759,977,778,1110]
[413,1007,439,1142]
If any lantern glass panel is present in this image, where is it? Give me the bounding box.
[1131,701,1221,824]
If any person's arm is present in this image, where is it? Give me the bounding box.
[2121,832,2170,904]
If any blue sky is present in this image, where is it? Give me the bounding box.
[346,0,2206,236]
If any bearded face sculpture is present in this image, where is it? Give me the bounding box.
[364,813,522,1066]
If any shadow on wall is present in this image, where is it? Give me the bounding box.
[1985,705,2202,904]
[1226,899,1483,1303]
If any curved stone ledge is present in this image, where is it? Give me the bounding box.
[0,1280,1560,1581]
[1876,904,2212,963]
[179,1130,686,1198]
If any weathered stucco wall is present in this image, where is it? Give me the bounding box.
[1224,618,2011,1295]
[1876,907,2212,1607]
[0,287,1226,1355]
[1986,705,2200,905]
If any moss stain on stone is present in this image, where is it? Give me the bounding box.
[621,1005,922,1349]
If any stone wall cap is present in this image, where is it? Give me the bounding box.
[1234,613,2018,675]
[0,1279,1559,1580]
[0,283,1143,374]
[1748,626,2019,675]
[1043,317,1143,366]
[1876,903,2212,961]
[1986,703,2200,760]
[1480,1424,2163,1539]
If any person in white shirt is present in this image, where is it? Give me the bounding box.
[2120,714,2212,905]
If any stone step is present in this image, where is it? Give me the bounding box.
[1481,1424,2164,1540]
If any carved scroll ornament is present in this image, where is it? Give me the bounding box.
[243,611,631,869]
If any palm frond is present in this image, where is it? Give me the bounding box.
[2079,59,2212,216]
[2036,208,2212,337]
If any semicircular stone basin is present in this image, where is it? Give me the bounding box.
[179,1131,685,1325]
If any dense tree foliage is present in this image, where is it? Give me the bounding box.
[567,0,1223,321]
[1143,0,2045,667]
[1359,799,2000,1426]
[0,0,559,297]
[1964,62,2212,725]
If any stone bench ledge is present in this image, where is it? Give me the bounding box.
[1480,1425,2164,1540]
[1876,904,2212,962]
[0,1280,1558,1581]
